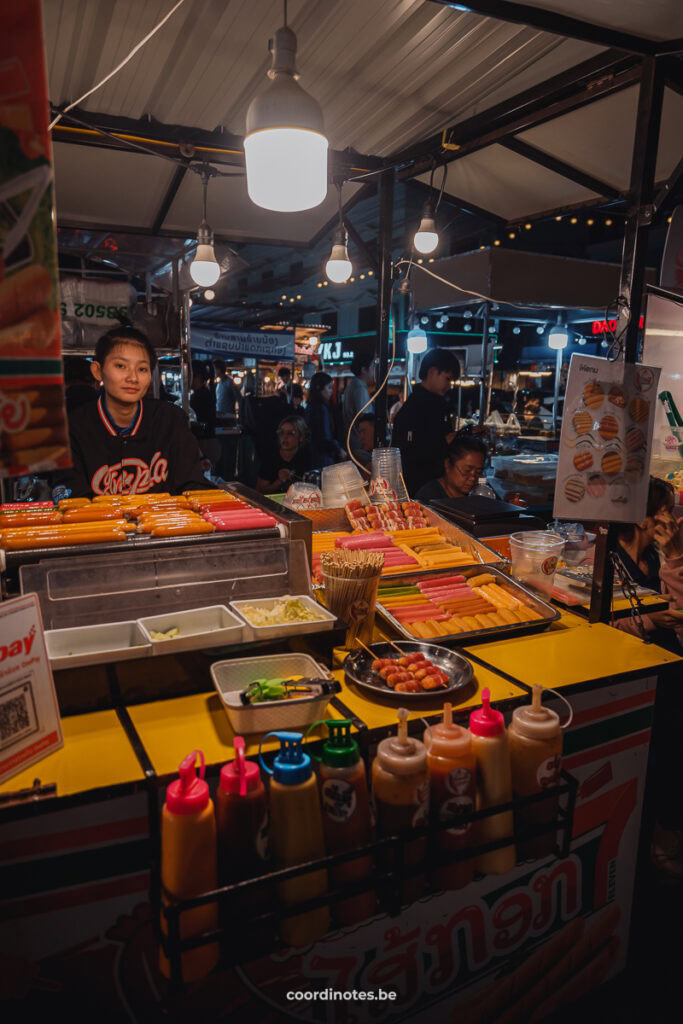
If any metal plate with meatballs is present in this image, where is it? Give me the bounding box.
[343,641,474,701]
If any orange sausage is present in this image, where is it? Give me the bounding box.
[62,507,127,523]
[0,510,63,527]
[149,521,215,537]
[2,529,128,549]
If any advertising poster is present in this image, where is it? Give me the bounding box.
[553,354,661,522]
[0,0,70,478]
[0,592,62,785]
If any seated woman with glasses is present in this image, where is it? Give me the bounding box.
[256,415,313,494]
[414,436,487,503]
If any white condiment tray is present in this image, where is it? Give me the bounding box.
[138,605,245,654]
[45,620,151,670]
[211,652,338,732]
[229,594,336,641]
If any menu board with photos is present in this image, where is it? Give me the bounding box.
[553,354,661,522]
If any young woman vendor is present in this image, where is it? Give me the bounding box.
[414,436,487,504]
[54,327,209,497]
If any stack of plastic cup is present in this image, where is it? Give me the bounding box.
[320,462,367,508]
[370,448,408,503]
[509,531,565,598]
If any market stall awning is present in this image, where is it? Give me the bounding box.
[44,0,683,243]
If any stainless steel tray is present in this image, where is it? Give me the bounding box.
[375,565,559,645]
[343,641,474,703]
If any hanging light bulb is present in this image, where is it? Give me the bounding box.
[548,314,569,350]
[420,316,429,326]
[463,323,472,332]
[204,289,216,301]
[244,6,328,212]
[513,326,521,335]
[325,184,352,283]
[407,326,428,353]
[190,170,220,287]
[414,200,438,254]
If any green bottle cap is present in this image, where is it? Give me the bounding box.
[320,719,359,768]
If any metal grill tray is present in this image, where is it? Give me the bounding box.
[343,641,474,703]
[375,565,559,645]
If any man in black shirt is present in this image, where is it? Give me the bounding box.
[392,348,460,496]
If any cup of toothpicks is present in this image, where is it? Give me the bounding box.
[320,549,384,649]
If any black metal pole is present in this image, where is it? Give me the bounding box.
[375,168,395,447]
[589,56,665,624]
[479,302,490,425]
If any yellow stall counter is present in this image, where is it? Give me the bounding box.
[0,709,143,799]
[465,621,681,690]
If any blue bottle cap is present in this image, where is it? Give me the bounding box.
[259,731,311,786]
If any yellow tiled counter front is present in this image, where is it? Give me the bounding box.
[0,710,143,799]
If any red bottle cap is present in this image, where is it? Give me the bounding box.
[219,736,262,796]
[469,689,505,738]
[166,750,210,815]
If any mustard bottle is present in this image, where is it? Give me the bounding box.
[424,702,476,889]
[260,731,329,947]
[508,684,562,860]
[158,750,219,982]
[469,689,516,875]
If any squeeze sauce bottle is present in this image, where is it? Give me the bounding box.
[469,689,516,875]
[216,736,269,883]
[508,684,562,860]
[424,702,477,890]
[260,731,329,947]
[314,719,374,926]
[371,707,429,905]
[159,750,219,982]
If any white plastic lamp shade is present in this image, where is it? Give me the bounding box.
[326,242,352,283]
[548,325,569,350]
[407,327,428,354]
[414,217,438,254]
[190,244,220,287]
[204,289,215,301]
[244,128,328,212]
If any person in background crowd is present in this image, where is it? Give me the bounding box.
[277,366,293,403]
[63,355,98,413]
[357,413,375,454]
[190,360,216,439]
[522,395,544,433]
[415,436,487,504]
[214,359,242,419]
[392,348,460,495]
[256,415,312,494]
[342,352,375,466]
[291,382,304,411]
[305,371,344,468]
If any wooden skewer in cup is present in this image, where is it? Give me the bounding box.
[335,466,352,503]
[399,471,409,501]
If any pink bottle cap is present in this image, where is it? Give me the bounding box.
[469,689,505,738]
[166,750,210,815]
[219,736,262,796]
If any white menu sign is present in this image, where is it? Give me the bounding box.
[0,593,62,785]
[554,354,661,522]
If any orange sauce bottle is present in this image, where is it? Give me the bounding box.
[508,684,562,860]
[469,689,516,875]
[158,750,218,982]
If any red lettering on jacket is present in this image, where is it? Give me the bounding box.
[90,452,169,494]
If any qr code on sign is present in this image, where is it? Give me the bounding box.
[0,681,38,750]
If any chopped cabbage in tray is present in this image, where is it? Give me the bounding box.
[241,598,325,627]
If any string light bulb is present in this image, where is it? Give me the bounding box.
[325,184,352,283]
[190,170,220,287]
[414,201,438,254]
[244,12,328,212]
[407,325,428,353]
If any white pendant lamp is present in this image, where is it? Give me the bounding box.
[414,201,438,254]
[325,184,352,283]
[407,326,428,354]
[548,314,569,350]
[245,5,328,212]
[190,171,220,287]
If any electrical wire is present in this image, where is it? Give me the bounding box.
[345,314,396,472]
[49,0,188,130]
[395,258,566,312]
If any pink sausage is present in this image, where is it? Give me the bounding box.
[339,536,396,550]
[392,609,450,622]
[418,575,466,589]
[211,516,277,530]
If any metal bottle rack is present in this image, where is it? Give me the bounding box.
[155,768,578,990]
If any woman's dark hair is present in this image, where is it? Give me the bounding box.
[277,414,309,445]
[95,326,157,369]
[351,352,374,377]
[445,435,487,465]
[418,348,461,381]
[617,477,675,541]
[358,412,375,426]
[191,359,211,384]
[308,371,333,402]
[291,383,304,400]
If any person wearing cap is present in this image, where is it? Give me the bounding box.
[392,348,460,496]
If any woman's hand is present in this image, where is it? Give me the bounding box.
[654,512,683,559]
[649,608,683,630]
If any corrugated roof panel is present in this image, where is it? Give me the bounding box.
[418,144,599,220]
[512,0,683,41]
[52,143,177,229]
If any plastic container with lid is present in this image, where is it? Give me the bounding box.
[310,719,374,925]
[158,750,219,981]
[424,703,476,889]
[469,690,516,875]
[260,731,329,946]
[372,707,428,904]
[508,685,563,860]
